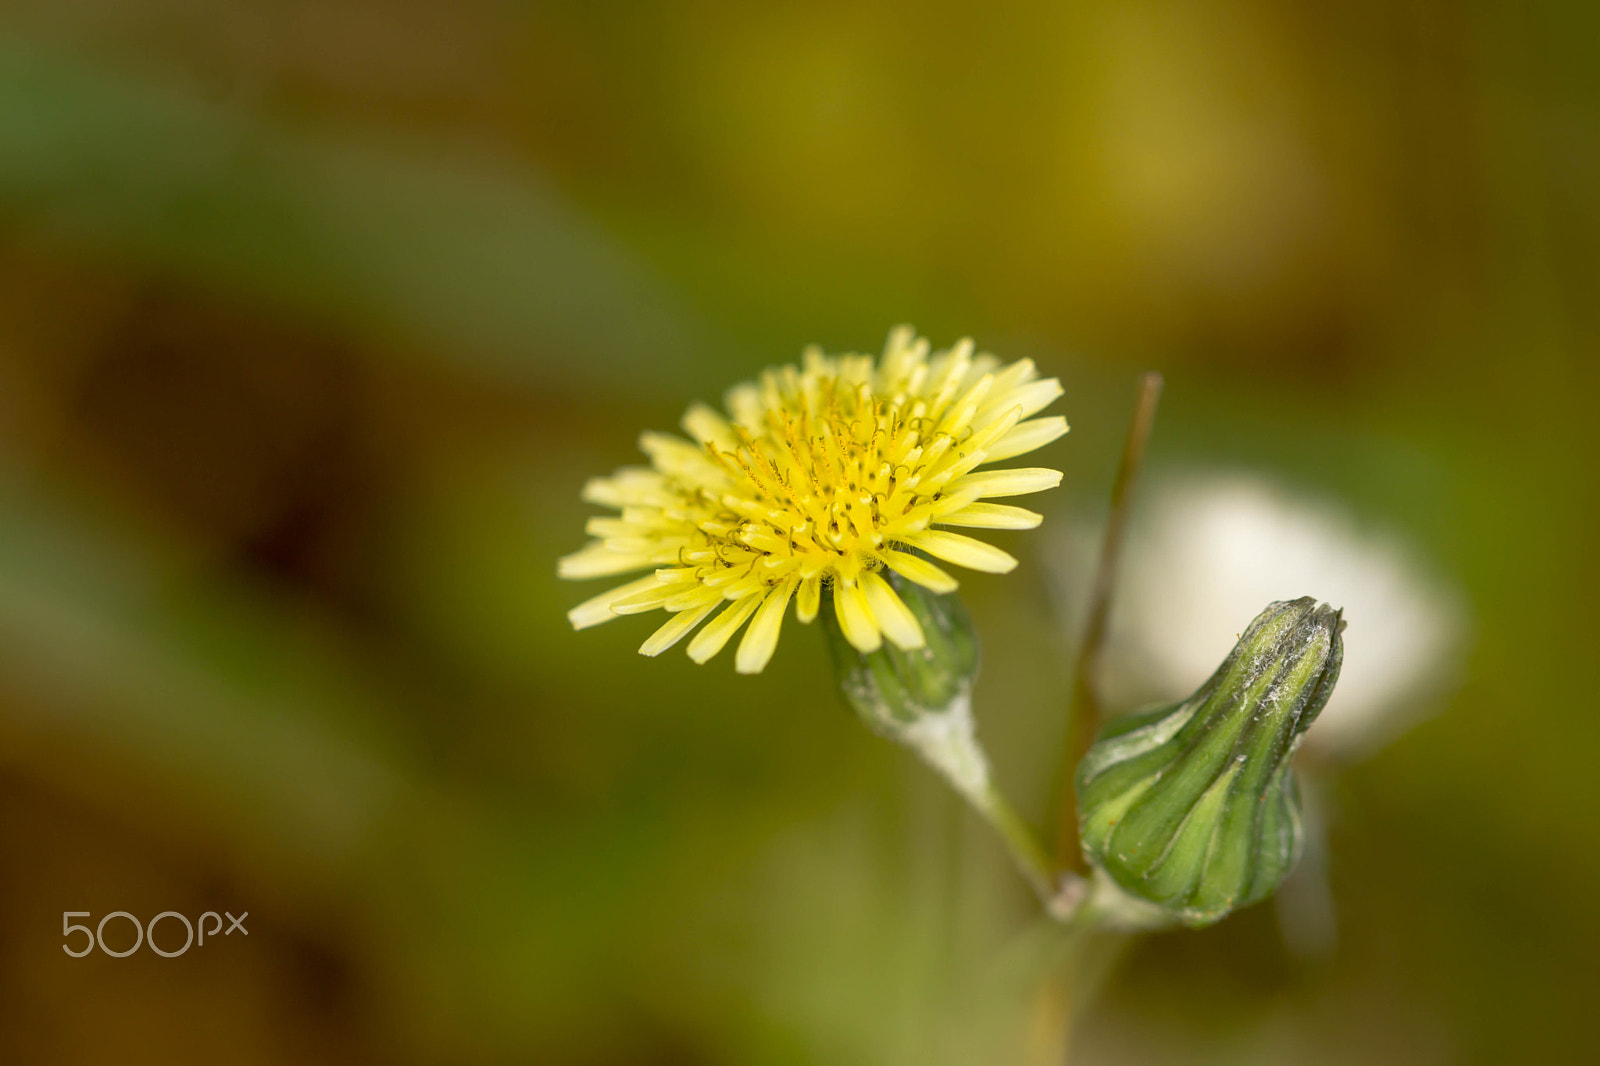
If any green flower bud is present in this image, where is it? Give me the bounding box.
[822,570,992,809]
[1075,597,1345,927]
[821,570,980,733]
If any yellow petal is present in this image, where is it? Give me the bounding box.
[934,373,994,436]
[949,467,1062,498]
[653,567,702,584]
[991,377,1062,420]
[736,577,800,674]
[880,550,959,594]
[985,416,1069,462]
[608,582,675,615]
[665,584,722,612]
[795,572,823,623]
[584,517,644,538]
[918,447,990,494]
[686,591,765,664]
[964,403,1024,451]
[558,543,657,579]
[580,469,667,508]
[639,600,720,657]
[681,403,738,450]
[902,530,1018,573]
[638,430,710,468]
[987,358,1038,397]
[936,502,1043,530]
[860,571,925,650]
[567,574,668,630]
[597,535,688,556]
[833,580,882,653]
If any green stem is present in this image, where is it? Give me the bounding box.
[971,779,1059,905]
[881,692,1068,911]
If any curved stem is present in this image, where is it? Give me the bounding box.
[971,780,1059,905]
[886,692,1068,911]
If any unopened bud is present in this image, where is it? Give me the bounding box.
[1076,597,1345,927]
[823,572,979,727]
[823,570,986,797]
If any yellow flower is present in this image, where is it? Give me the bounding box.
[560,327,1068,673]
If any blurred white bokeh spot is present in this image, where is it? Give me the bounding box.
[1047,470,1468,759]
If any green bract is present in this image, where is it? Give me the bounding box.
[822,569,996,818]
[1075,597,1345,927]
[822,570,980,732]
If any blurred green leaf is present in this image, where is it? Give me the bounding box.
[0,37,727,394]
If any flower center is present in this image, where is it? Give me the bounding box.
[691,379,976,575]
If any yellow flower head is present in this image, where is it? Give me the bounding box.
[560,327,1068,673]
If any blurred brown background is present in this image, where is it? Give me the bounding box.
[0,1,1595,1063]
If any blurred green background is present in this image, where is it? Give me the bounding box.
[0,2,1595,1063]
